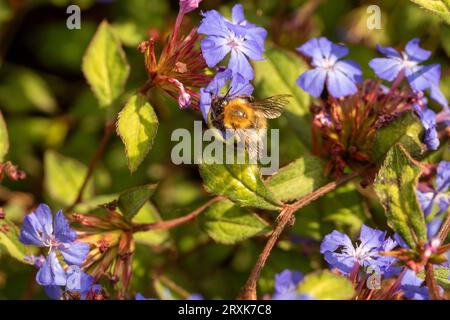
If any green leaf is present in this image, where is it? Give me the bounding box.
[253,46,311,150]
[267,156,328,202]
[133,202,170,247]
[374,144,427,248]
[417,267,450,289]
[44,151,94,206]
[117,94,159,173]
[297,271,354,300]
[118,184,158,221]
[0,217,29,262]
[199,160,282,211]
[410,0,450,25]
[373,111,424,162]
[0,111,8,162]
[82,20,130,107]
[201,199,271,244]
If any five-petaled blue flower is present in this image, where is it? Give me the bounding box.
[200,68,254,121]
[272,269,313,300]
[19,204,90,287]
[296,37,362,98]
[198,4,267,81]
[369,38,448,109]
[320,224,397,274]
[417,161,450,238]
[414,105,440,151]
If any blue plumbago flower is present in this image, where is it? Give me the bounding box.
[198,4,267,81]
[414,105,439,150]
[44,271,104,300]
[417,161,450,238]
[320,224,397,275]
[272,270,313,300]
[400,269,429,300]
[369,38,448,109]
[200,68,254,121]
[296,37,362,98]
[19,204,90,287]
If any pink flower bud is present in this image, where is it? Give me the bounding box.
[179,0,202,15]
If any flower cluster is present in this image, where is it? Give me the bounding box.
[19,204,103,299]
[297,37,449,176]
[198,4,267,122]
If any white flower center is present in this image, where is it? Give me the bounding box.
[321,58,335,70]
[401,51,418,69]
[227,33,244,49]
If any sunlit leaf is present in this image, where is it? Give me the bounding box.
[374,144,427,248]
[117,94,159,173]
[0,217,30,263]
[0,111,8,162]
[44,151,94,206]
[201,199,271,245]
[82,20,130,107]
[297,271,354,300]
[410,0,450,25]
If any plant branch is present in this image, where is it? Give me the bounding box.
[438,209,450,243]
[425,263,442,300]
[67,121,116,212]
[132,196,224,232]
[237,167,367,300]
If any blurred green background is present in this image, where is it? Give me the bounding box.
[0,0,449,299]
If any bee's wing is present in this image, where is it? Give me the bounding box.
[235,128,265,160]
[250,94,291,119]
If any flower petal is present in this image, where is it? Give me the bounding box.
[436,161,450,192]
[60,241,90,266]
[376,44,402,59]
[66,265,82,291]
[334,60,362,84]
[320,230,353,253]
[228,49,254,80]
[36,252,66,286]
[358,224,386,252]
[54,210,77,243]
[369,58,403,81]
[200,36,230,68]
[326,68,358,98]
[231,3,245,24]
[405,38,431,63]
[416,190,435,216]
[19,213,45,246]
[296,68,326,98]
[44,285,63,300]
[198,10,229,37]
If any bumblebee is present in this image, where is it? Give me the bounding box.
[207,93,291,156]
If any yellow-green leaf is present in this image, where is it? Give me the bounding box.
[201,199,271,244]
[0,217,30,263]
[0,111,8,162]
[199,159,282,211]
[117,94,159,173]
[44,151,94,206]
[297,271,354,300]
[374,144,427,248]
[410,0,450,25]
[267,156,328,202]
[82,20,130,107]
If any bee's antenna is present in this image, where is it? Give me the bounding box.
[223,86,233,100]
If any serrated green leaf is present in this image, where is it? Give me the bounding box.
[0,111,8,162]
[267,156,328,202]
[417,267,450,289]
[117,94,159,173]
[253,46,311,150]
[82,20,130,107]
[133,202,170,247]
[118,184,157,221]
[201,199,271,244]
[374,144,427,248]
[0,217,29,262]
[297,271,354,300]
[373,111,424,162]
[410,0,450,25]
[44,150,94,206]
[199,159,282,210]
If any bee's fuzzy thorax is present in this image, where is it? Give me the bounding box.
[223,99,255,130]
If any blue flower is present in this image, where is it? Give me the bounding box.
[400,269,431,300]
[19,204,90,287]
[44,271,103,300]
[296,37,362,98]
[198,4,267,81]
[320,224,397,274]
[417,161,450,238]
[414,105,439,150]
[272,270,313,300]
[369,38,448,109]
[200,68,254,121]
